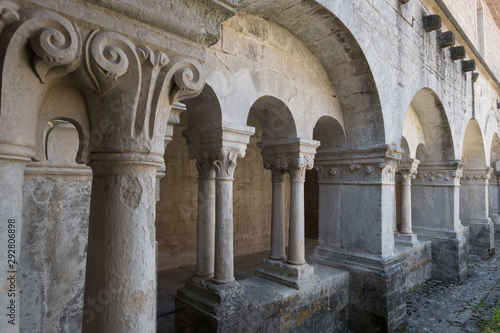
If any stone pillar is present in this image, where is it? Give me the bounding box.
[73,31,204,333]
[255,139,320,290]
[177,122,255,331]
[288,156,311,265]
[460,168,494,256]
[82,154,160,333]
[0,148,31,333]
[395,159,419,246]
[269,168,287,261]
[212,148,241,284]
[194,158,216,279]
[411,161,468,282]
[309,145,406,333]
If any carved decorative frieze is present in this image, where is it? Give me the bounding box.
[316,162,396,185]
[461,169,491,185]
[314,144,402,185]
[411,162,463,186]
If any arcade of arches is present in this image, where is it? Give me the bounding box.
[2,0,500,332]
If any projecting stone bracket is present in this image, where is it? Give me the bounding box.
[450,46,466,60]
[462,59,476,72]
[423,14,442,32]
[437,30,455,48]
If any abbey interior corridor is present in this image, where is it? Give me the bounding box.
[1,0,500,332]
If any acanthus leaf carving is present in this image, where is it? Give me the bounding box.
[211,147,245,180]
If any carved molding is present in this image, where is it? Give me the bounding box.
[412,170,462,186]
[316,162,396,185]
[461,169,491,185]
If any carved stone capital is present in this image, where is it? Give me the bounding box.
[411,161,463,186]
[183,122,255,180]
[75,30,204,157]
[461,168,491,185]
[258,138,319,183]
[315,145,402,185]
[397,159,420,185]
[211,147,245,180]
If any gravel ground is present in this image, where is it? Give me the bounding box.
[406,239,500,333]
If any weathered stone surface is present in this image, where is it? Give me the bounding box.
[176,264,349,332]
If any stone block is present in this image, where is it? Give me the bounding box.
[437,30,455,48]
[176,265,349,332]
[450,46,466,60]
[423,14,442,32]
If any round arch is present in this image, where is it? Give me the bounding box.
[238,0,385,146]
[402,88,454,162]
[462,119,487,169]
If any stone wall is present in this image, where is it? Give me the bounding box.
[19,122,91,333]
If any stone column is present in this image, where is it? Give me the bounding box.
[287,156,312,265]
[411,161,467,282]
[183,123,254,285]
[255,139,319,290]
[460,168,494,256]
[395,159,419,246]
[260,154,288,261]
[83,154,160,332]
[269,168,287,261]
[74,31,204,333]
[194,158,216,279]
[212,148,243,284]
[0,149,31,333]
[177,122,254,331]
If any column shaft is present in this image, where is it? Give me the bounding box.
[288,180,305,265]
[196,177,216,278]
[400,181,412,234]
[82,158,158,333]
[213,178,234,284]
[270,171,286,260]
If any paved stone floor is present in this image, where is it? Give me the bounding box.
[157,238,500,332]
[406,238,500,332]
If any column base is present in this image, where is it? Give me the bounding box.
[254,259,319,290]
[394,232,419,247]
[462,218,495,257]
[413,226,469,283]
[309,246,406,333]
